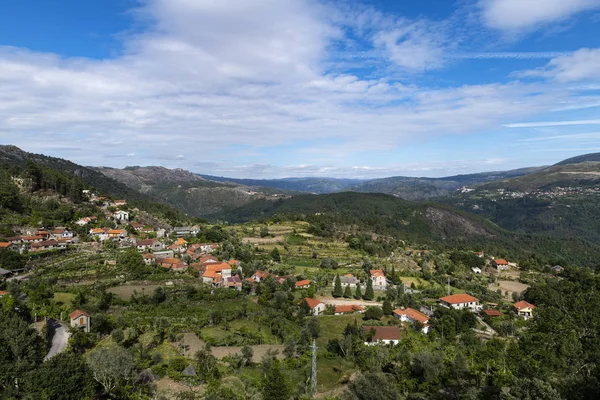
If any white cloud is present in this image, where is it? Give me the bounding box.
[504,119,600,128]
[0,0,592,177]
[519,48,600,82]
[480,0,600,32]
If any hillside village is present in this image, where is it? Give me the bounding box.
[1,159,599,400]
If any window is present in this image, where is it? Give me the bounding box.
[80,317,84,325]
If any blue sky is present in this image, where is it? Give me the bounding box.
[1,0,600,178]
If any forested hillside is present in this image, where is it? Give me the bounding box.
[0,146,187,223]
[214,192,600,267]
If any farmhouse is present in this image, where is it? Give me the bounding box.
[251,270,269,283]
[70,309,90,333]
[339,274,360,288]
[439,294,480,311]
[363,326,401,345]
[295,279,311,289]
[299,298,325,316]
[136,239,164,252]
[202,262,232,286]
[393,307,431,334]
[514,300,535,320]
[492,259,510,271]
[370,269,387,289]
[143,253,156,265]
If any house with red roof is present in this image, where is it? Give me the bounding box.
[295,279,311,289]
[514,301,535,320]
[370,269,387,289]
[251,270,269,283]
[143,253,156,265]
[483,309,502,317]
[492,258,510,271]
[202,262,233,287]
[299,298,325,316]
[0,242,18,251]
[363,326,401,345]
[70,309,90,333]
[393,307,431,334]
[439,294,480,311]
[158,258,188,271]
[0,290,9,298]
[334,305,365,315]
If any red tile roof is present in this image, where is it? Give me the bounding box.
[69,309,89,320]
[335,305,364,314]
[370,269,385,277]
[393,307,429,324]
[363,326,401,341]
[0,290,9,296]
[494,259,509,265]
[299,297,322,309]
[483,309,502,317]
[514,301,535,311]
[295,279,311,287]
[440,293,479,304]
[0,242,12,248]
[206,262,232,272]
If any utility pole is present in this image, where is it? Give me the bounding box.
[311,339,317,397]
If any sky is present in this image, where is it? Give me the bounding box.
[1,0,600,179]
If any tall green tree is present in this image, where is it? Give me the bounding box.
[364,278,374,301]
[382,298,393,315]
[333,275,343,298]
[354,283,362,299]
[262,359,291,400]
[343,285,352,298]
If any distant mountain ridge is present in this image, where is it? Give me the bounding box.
[95,166,293,216]
[201,167,546,199]
[554,152,600,166]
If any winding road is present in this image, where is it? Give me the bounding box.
[45,319,71,360]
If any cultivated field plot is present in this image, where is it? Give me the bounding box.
[242,235,284,244]
[488,280,530,300]
[176,333,284,362]
[107,284,160,300]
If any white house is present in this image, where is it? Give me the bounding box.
[439,294,480,311]
[70,309,90,333]
[114,210,130,222]
[363,326,401,345]
[299,298,325,316]
[514,301,535,320]
[471,267,482,274]
[393,308,431,334]
[370,269,387,289]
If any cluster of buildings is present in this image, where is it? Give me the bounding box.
[0,228,76,253]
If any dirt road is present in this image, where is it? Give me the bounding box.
[319,297,382,307]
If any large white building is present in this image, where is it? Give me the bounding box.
[439,294,480,311]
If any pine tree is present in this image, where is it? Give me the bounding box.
[390,265,397,284]
[333,275,343,298]
[343,285,352,298]
[364,278,374,301]
[354,283,362,299]
[382,298,393,315]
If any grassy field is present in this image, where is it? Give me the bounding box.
[53,292,74,308]
[316,314,362,350]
